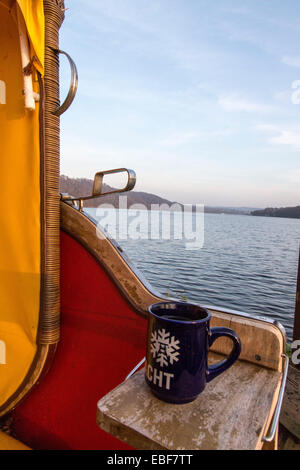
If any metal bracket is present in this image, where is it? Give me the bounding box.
[53,49,78,116]
[61,168,136,210]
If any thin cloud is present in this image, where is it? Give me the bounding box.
[256,123,300,149]
[274,89,293,104]
[221,6,251,16]
[218,95,274,113]
[270,130,300,148]
[160,132,199,147]
[281,56,300,67]
[160,128,234,147]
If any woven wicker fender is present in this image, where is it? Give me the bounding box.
[0,0,64,417]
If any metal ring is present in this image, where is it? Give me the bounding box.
[53,49,78,116]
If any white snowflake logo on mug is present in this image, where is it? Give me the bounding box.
[151,328,180,367]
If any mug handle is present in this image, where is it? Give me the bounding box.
[207,327,241,383]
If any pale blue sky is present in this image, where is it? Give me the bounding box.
[59,0,300,207]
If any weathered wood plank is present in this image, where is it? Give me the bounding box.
[97,356,282,450]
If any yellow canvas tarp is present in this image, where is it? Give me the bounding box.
[0,1,44,408]
[17,0,45,75]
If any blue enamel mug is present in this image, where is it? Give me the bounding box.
[145,302,241,404]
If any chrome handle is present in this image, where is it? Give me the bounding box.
[262,354,289,443]
[53,49,78,116]
[92,168,136,197]
[61,168,136,210]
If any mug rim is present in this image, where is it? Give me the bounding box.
[148,301,211,325]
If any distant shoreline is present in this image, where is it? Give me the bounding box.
[251,206,300,220]
[60,175,300,219]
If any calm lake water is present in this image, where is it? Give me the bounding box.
[87,209,300,341]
